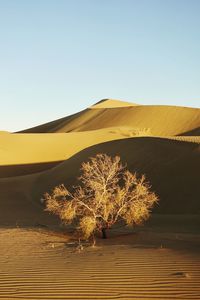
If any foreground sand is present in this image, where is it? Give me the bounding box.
[0,221,200,300]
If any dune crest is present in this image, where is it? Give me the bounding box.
[0,99,199,225]
[18,100,200,136]
[90,98,137,108]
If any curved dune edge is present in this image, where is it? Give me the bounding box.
[3,126,199,169]
[90,98,138,108]
[0,131,199,177]
[18,100,200,135]
[0,136,199,226]
[0,127,150,167]
[32,136,200,214]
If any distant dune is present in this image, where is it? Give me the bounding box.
[91,98,137,108]
[0,99,200,225]
[18,99,200,135]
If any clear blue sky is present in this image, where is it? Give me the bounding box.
[0,0,200,131]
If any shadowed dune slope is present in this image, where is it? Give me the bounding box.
[0,173,45,225]
[32,137,200,215]
[180,126,200,136]
[0,161,63,178]
[18,100,200,136]
[17,109,86,133]
[0,136,199,225]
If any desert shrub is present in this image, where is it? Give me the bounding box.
[43,154,158,242]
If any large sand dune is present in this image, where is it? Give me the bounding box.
[0,135,200,225]
[0,99,200,300]
[0,99,200,225]
[33,136,200,213]
[19,99,200,136]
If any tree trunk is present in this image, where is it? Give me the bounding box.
[102,228,107,239]
[92,233,96,247]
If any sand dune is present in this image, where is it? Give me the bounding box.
[0,99,199,224]
[91,98,137,108]
[0,136,199,225]
[19,99,200,136]
[0,130,128,167]
[0,99,200,300]
[0,126,155,177]
[32,136,200,214]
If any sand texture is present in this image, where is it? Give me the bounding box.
[0,99,200,224]
[18,101,200,135]
[0,225,200,300]
[0,99,200,299]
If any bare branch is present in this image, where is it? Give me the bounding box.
[43,153,158,240]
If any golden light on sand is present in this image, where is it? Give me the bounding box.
[0,99,199,299]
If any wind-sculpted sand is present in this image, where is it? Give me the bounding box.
[0,99,200,299]
[0,227,200,300]
[0,135,199,225]
[0,130,128,167]
[0,99,199,223]
[19,99,200,136]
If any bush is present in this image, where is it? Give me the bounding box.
[43,154,158,242]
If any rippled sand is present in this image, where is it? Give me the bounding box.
[0,227,200,300]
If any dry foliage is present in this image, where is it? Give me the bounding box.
[43,154,158,240]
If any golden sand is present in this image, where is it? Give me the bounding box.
[0,227,200,300]
[0,99,199,299]
[0,99,199,224]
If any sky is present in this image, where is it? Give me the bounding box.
[0,0,200,132]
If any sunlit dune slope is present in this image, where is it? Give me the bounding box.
[0,130,129,165]
[18,99,200,136]
[91,98,137,108]
[0,128,140,177]
[0,131,10,134]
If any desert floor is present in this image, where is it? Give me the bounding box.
[0,216,200,300]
